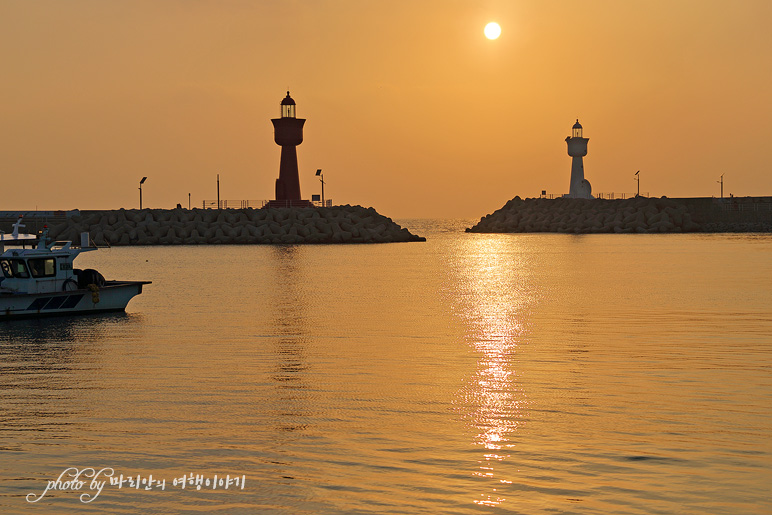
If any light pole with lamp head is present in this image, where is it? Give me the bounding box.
[315,169,325,207]
[717,174,724,198]
[634,170,640,197]
[139,177,147,209]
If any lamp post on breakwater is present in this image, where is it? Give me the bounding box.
[316,169,325,207]
[634,171,640,197]
[718,174,724,198]
[139,177,147,209]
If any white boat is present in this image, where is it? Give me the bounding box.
[0,228,150,320]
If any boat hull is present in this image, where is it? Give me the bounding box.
[0,281,149,320]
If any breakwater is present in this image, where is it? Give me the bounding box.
[467,196,772,234]
[41,205,425,245]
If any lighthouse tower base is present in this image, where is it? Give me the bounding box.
[567,156,593,199]
[567,181,593,199]
[264,199,315,209]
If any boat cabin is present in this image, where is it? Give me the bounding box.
[0,237,95,295]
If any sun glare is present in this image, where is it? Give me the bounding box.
[484,22,501,40]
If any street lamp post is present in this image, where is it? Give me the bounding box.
[315,169,325,206]
[717,174,724,198]
[139,177,147,209]
[634,170,640,197]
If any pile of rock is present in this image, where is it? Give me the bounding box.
[467,197,703,234]
[47,205,425,245]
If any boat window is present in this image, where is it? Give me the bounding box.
[0,260,12,279]
[29,258,56,278]
[2,259,30,278]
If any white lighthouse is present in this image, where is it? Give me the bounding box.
[565,119,593,199]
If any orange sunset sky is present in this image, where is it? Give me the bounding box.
[2,1,771,218]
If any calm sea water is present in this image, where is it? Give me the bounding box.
[1,220,770,514]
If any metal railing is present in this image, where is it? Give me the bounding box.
[202,200,268,209]
[594,192,649,200]
[538,193,649,200]
[202,199,334,209]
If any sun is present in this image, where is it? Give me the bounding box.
[484,22,501,40]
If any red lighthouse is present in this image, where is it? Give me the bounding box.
[269,92,312,207]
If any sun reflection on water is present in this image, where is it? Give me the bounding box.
[449,236,536,507]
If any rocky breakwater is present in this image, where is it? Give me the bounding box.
[47,206,425,245]
[467,197,706,234]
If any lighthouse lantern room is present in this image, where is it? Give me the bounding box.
[281,92,296,118]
